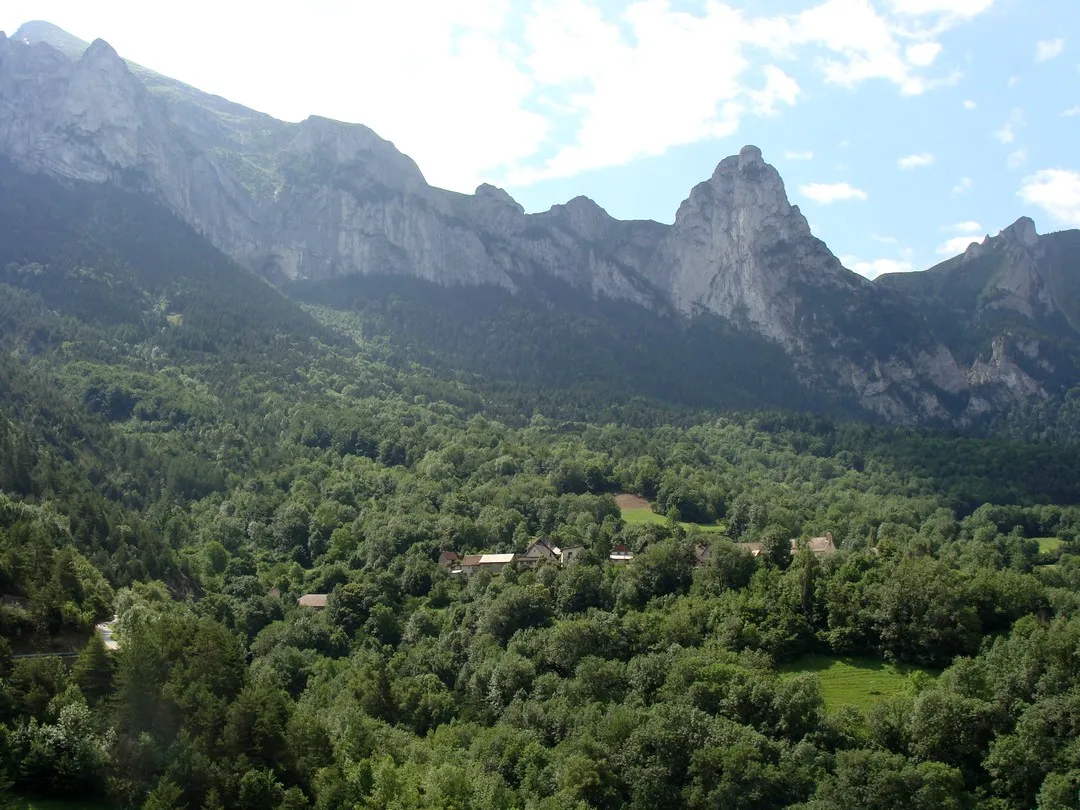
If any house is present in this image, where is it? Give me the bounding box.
[518,537,562,567]
[792,532,837,556]
[438,550,460,568]
[560,546,584,564]
[609,544,634,563]
[693,544,711,566]
[735,542,764,558]
[453,553,518,577]
[455,554,484,576]
[477,553,516,573]
[297,593,329,609]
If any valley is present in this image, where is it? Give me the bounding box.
[0,16,1079,810]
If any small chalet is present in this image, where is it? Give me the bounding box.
[792,532,837,556]
[297,593,329,609]
[477,553,516,573]
[453,553,517,577]
[735,542,764,558]
[609,544,634,563]
[560,546,584,564]
[438,551,460,568]
[455,554,484,576]
[693,544,710,566]
[518,537,562,567]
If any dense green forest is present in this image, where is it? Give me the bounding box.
[3,165,1080,809]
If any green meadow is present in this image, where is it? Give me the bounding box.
[1036,537,1064,554]
[781,654,932,712]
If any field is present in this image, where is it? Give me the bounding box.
[1036,537,1064,554]
[615,494,727,533]
[780,654,932,712]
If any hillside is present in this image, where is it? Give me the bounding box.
[1,103,1080,808]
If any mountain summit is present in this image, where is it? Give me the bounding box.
[1,23,1076,424]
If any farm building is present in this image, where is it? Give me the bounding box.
[297,593,329,609]
[518,537,562,566]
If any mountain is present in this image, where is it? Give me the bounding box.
[878,218,1080,418]
[1,22,1078,425]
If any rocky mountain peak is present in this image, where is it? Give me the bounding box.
[544,196,615,242]
[13,20,90,58]
[683,144,812,241]
[475,183,517,206]
[654,146,851,347]
[474,183,525,217]
[998,216,1039,248]
[78,38,131,82]
[467,182,525,237]
[290,115,427,191]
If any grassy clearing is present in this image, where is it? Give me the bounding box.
[780,654,932,712]
[1036,537,1064,554]
[616,494,727,534]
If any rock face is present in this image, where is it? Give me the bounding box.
[646,145,861,341]
[2,23,1076,424]
[878,216,1080,414]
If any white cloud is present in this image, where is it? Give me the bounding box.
[1019,169,1080,226]
[944,220,983,232]
[937,235,981,255]
[906,42,943,66]
[1036,38,1065,62]
[888,0,993,15]
[936,220,982,254]
[963,99,977,109]
[799,182,869,203]
[898,152,935,169]
[953,176,974,195]
[872,233,900,245]
[846,256,915,279]
[1063,106,1080,117]
[510,0,992,184]
[0,0,996,192]
[1007,76,1019,88]
[750,65,802,115]
[785,150,815,160]
[1006,147,1028,170]
[994,108,1026,144]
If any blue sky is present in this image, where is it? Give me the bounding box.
[3,0,1079,277]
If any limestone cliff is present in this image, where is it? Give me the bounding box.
[3,23,1076,424]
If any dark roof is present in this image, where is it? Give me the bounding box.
[522,537,560,557]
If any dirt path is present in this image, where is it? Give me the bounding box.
[615,493,650,510]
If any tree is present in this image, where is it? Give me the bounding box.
[760,525,792,570]
[144,777,187,810]
[73,633,114,704]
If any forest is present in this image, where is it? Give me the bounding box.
[2,165,1080,809]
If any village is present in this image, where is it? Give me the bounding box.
[297,532,839,607]
[434,532,837,577]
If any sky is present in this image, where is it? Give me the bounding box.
[3,0,1079,278]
